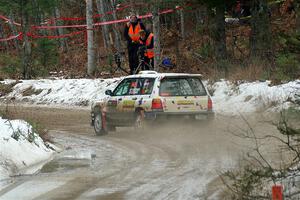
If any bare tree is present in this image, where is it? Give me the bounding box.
[8,12,20,52]
[86,0,96,76]
[110,0,122,53]
[54,5,67,52]
[296,0,300,34]
[213,3,227,59]
[179,8,185,40]
[250,0,272,58]
[96,0,111,49]
[21,0,32,79]
[152,3,161,71]
[0,22,8,50]
[222,112,300,199]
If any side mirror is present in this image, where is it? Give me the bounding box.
[105,90,113,96]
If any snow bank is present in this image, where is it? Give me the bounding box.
[1,78,299,114]
[0,117,54,181]
[2,78,120,106]
[210,80,300,115]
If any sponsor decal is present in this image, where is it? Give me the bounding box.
[177,100,194,105]
[122,100,135,109]
[108,100,117,106]
[138,98,143,105]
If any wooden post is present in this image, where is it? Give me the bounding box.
[272,185,283,200]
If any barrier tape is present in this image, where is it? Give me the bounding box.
[0,15,21,26]
[28,30,85,39]
[0,32,22,41]
[47,5,132,24]
[33,6,183,30]
[46,3,148,24]
[0,5,184,41]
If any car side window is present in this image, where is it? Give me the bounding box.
[179,79,194,96]
[160,78,193,96]
[159,77,206,96]
[188,78,207,96]
[114,79,131,96]
[141,78,155,95]
[113,78,155,96]
[128,79,142,95]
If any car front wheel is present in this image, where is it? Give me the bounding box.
[94,111,107,136]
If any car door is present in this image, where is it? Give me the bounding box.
[106,78,155,123]
[159,76,208,113]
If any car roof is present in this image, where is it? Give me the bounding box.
[125,71,203,79]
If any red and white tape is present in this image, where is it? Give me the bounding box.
[0,15,21,26]
[0,5,185,41]
[0,33,22,42]
[32,6,183,30]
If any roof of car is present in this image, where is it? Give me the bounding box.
[126,71,203,79]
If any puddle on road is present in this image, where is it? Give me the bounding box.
[40,158,91,173]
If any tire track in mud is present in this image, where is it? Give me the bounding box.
[1,106,271,200]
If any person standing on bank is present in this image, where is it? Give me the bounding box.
[138,30,154,70]
[124,13,146,74]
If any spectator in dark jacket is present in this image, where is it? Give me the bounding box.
[138,30,154,70]
[124,13,146,74]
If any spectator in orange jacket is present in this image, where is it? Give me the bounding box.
[124,13,146,74]
[138,30,154,70]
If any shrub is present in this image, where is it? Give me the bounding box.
[275,53,300,80]
[0,54,21,79]
[31,38,59,77]
[29,120,51,143]
[197,43,214,59]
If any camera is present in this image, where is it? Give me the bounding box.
[114,53,121,67]
[137,45,147,61]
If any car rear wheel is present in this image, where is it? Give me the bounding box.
[94,111,107,136]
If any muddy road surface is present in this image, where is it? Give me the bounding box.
[0,105,281,200]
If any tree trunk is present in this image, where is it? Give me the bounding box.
[130,0,135,12]
[179,9,185,40]
[296,0,300,34]
[96,0,111,49]
[0,23,8,50]
[250,0,272,58]
[54,6,67,52]
[213,3,227,59]
[32,0,41,25]
[153,4,161,71]
[8,12,20,52]
[110,0,122,53]
[21,0,32,79]
[86,0,96,76]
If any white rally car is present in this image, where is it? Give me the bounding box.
[91,71,214,135]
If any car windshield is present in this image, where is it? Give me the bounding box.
[113,78,155,96]
[159,77,207,96]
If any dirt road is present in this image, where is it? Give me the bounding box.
[0,105,280,200]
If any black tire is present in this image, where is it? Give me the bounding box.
[94,111,108,136]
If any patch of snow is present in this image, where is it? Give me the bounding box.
[210,80,300,115]
[2,78,121,106]
[1,78,299,115]
[0,117,54,181]
[0,180,65,200]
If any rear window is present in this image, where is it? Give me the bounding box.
[113,78,155,96]
[159,77,207,96]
